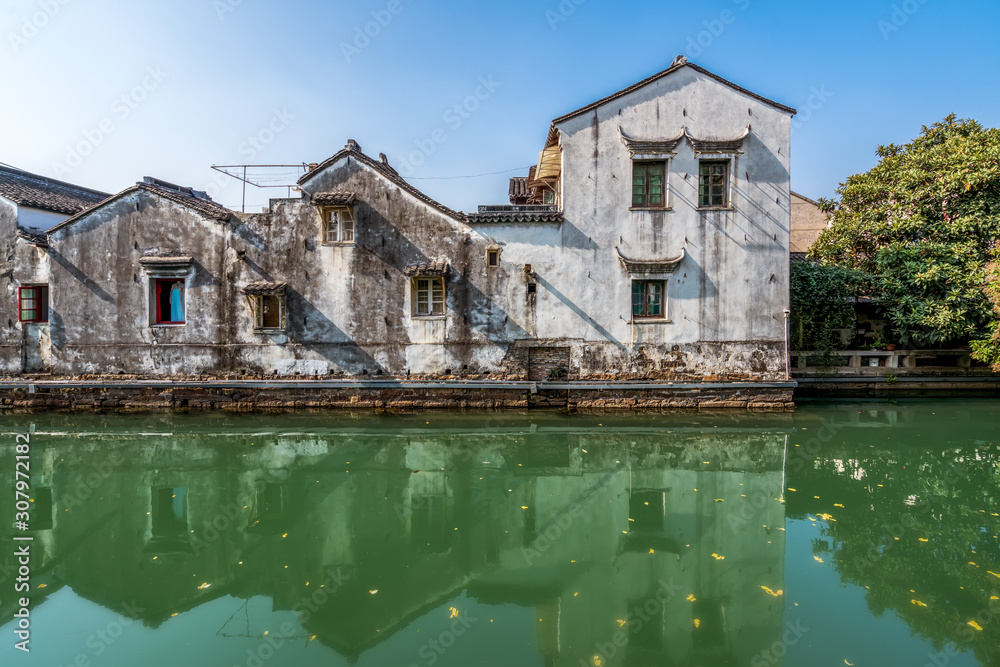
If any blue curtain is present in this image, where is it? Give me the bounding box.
[170,283,185,322]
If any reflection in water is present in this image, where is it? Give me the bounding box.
[0,415,788,667]
[785,404,1000,667]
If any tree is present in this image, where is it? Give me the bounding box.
[810,115,1000,349]
[789,260,868,352]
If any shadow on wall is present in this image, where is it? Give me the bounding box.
[531,273,628,351]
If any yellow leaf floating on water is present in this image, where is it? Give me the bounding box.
[649,549,655,554]
[761,586,783,597]
[845,661,854,666]
[687,594,697,602]
[968,620,983,631]
[693,619,701,628]
[834,503,845,508]
[715,499,725,503]
[521,506,528,510]
[711,553,725,561]
[918,538,929,542]
[197,583,211,590]
[787,488,797,492]
[369,589,378,595]
[593,657,602,667]
[808,517,817,522]
[449,607,459,619]
[990,596,999,601]
[987,571,1000,580]
[814,556,824,564]
[911,599,928,607]
[617,619,627,627]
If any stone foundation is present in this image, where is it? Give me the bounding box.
[0,382,795,412]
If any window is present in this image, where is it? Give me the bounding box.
[151,487,188,537]
[252,294,286,330]
[632,161,666,208]
[18,285,48,323]
[486,248,500,267]
[323,207,355,243]
[698,161,729,207]
[632,281,665,319]
[413,277,445,317]
[629,490,665,532]
[154,279,185,324]
[543,188,556,206]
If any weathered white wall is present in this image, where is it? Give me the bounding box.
[476,66,792,379]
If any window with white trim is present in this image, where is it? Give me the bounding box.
[323,206,355,244]
[413,277,445,317]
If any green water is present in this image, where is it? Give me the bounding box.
[0,401,997,667]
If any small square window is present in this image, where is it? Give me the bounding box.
[632,280,665,319]
[413,277,445,317]
[632,161,666,208]
[18,285,49,323]
[323,207,355,244]
[151,487,188,537]
[698,161,729,207]
[486,249,500,267]
[252,294,286,330]
[527,282,537,295]
[154,279,185,324]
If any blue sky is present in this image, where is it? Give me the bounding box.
[2,0,998,213]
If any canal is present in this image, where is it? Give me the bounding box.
[0,400,997,666]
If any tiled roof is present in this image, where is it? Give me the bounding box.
[0,164,109,215]
[313,192,357,206]
[242,281,288,296]
[299,143,467,224]
[15,228,48,247]
[466,210,564,224]
[509,177,531,201]
[49,180,234,233]
[404,260,449,277]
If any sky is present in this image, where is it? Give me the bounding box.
[2,0,999,214]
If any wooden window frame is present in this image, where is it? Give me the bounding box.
[631,280,666,320]
[698,160,730,208]
[486,248,500,267]
[322,206,355,244]
[18,285,49,323]
[154,278,186,325]
[412,277,445,317]
[632,160,667,208]
[251,293,286,331]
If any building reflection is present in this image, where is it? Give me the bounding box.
[0,419,789,666]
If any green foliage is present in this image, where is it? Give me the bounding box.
[971,256,1000,368]
[790,260,868,352]
[810,115,1000,349]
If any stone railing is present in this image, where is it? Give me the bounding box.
[792,349,973,372]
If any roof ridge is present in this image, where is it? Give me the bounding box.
[549,59,796,132]
[0,163,110,199]
[299,145,467,224]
